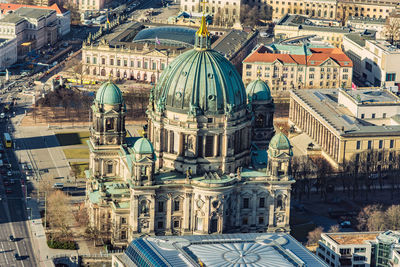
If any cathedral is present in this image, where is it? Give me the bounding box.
[85,15,294,247]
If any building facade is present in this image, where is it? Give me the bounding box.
[180,0,242,25]
[317,231,400,267]
[0,3,70,36]
[317,232,379,267]
[0,7,58,59]
[0,38,17,70]
[289,88,400,168]
[82,23,257,83]
[243,44,353,97]
[85,17,293,247]
[65,0,111,11]
[343,36,400,90]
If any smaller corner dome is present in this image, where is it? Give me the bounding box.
[95,81,123,105]
[269,132,291,150]
[133,138,154,154]
[246,79,271,101]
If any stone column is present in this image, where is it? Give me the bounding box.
[132,195,139,232]
[251,190,257,226]
[204,196,211,233]
[165,193,172,234]
[183,193,192,232]
[268,192,275,227]
[149,195,155,233]
[179,133,184,156]
[213,134,219,157]
[235,193,241,228]
[203,135,207,158]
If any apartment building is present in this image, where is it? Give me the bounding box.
[242,44,353,96]
[343,35,400,90]
[317,232,379,267]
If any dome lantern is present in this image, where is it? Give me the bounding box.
[195,3,211,50]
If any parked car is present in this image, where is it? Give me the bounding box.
[7,170,12,176]
[9,235,14,241]
[14,253,19,260]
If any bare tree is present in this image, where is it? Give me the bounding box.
[47,190,73,239]
[384,16,400,45]
[357,204,382,231]
[328,224,340,233]
[307,226,324,246]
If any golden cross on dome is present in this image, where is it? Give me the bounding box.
[196,1,210,37]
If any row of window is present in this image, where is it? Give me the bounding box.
[360,112,386,119]
[247,65,349,74]
[246,71,349,81]
[356,139,395,150]
[86,56,166,70]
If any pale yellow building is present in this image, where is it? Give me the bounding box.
[289,88,400,168]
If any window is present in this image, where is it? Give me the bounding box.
[365,62,372,72]
[390,140,394,148]
[158,201,164,212]
[101,58,105,65]
[354,255,366,261]
[86,57,90,64]
[173,220,180,228]
[117,59,121,66]
[121,230,126,240]
[258,217,264,224]
[372,113,375,119]
[92,57,97,64]
[340,248,351,255]
[259,197,265,208]
[243,198,249,209]
[121,217,126,224]
[386,73,396,81]
[368,140,372,149]
[123,60,127,67]
[106,118,114,130]
[174,200,180,211]
[158,221,163,229]
[242,217,248,225]
[246,64,252,69]
[383,113,386,118]
[343,68,349,73]
[343,74,348,79]
[309,74,314,79]
[107,163,113,174]
[110,59,114,65]
[246,71,252,76]
[361,114,365,119]
[356,141,361,150]
[379,140,383,149]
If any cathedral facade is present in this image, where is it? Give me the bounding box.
[85,16,293,247]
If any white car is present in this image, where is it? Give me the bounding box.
[26,176,33,181]
[7,170,12,176]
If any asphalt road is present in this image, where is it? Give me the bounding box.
[0,89,36,266]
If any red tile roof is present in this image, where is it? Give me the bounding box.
[0,3,67,15]
[244,45,353,67]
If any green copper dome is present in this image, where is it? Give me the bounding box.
[133,137,154,154]
[269,132,291,150]
[246,79,271,101]
[95,81,123,105]
[153,49,247,115]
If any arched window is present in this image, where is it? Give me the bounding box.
[256,114,265,128]
[277,195,284,210]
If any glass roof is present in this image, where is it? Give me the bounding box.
[132,26,196,47]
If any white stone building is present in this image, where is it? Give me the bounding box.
[343,35,400,89]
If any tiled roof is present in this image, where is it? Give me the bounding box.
[243,45,353,67]
[0,3,67,15]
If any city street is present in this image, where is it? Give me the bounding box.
[0,90,36,266]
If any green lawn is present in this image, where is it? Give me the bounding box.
[55,131,90,146]
[70,162,89,178]
[63,148,89,159]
